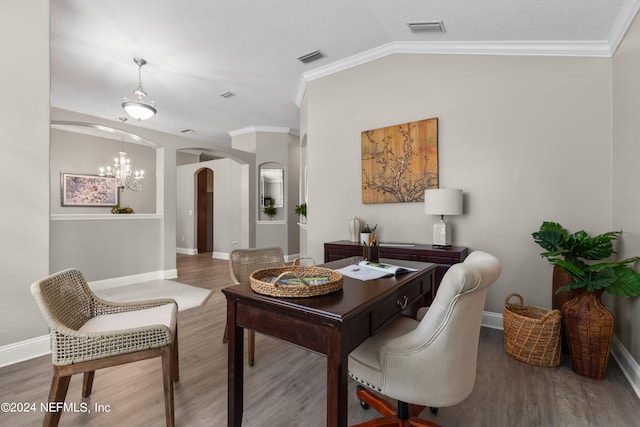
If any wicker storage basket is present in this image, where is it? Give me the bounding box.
[503,293,562,367]
[250,265,343,298]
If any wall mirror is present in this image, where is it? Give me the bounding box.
[260,167,284,208]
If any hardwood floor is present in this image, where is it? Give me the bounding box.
[1,253,638,426]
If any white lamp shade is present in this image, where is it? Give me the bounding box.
[122,101,156,120]
[424,188,463,216]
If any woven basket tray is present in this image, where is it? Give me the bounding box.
[503,293,562,367]
[250,265,343,298]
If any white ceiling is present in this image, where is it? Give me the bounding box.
[51,0,638,147]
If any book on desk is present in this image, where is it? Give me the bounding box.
[337,261,417,281]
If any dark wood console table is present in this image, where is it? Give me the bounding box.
[324,240,468,298]
[223,257,435,426]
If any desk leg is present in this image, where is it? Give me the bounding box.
[326,329,348,427]
[227,299,244,427]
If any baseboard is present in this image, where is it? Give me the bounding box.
[482,310,504,330]
[611,336,640,399]
[177,247,198,255]
[285,253,301,263]
[163,268,178,279]
[0,335,50,368]
[212,251,229,260]
[89,269,177,291]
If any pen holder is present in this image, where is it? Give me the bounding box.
[363,245,379,262]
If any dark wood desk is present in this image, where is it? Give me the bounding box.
[222,257,436,427]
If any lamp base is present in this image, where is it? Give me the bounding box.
[432,219,452,248]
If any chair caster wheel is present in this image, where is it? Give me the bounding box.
[356,385,370,410]
[429,406,439,414]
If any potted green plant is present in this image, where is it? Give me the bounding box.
[295,203,307,223]
[360,223,377,245]
[263,205,277,220]
[532,221,640,379]
[533,222,619,309]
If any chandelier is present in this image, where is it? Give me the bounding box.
[99,150,146,192]
[122,57,157,121]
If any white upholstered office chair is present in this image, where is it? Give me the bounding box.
[31,268,179,427]
[348,251,502,427]
[222,246,285,366]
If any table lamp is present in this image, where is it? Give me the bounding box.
[424,188,463,248]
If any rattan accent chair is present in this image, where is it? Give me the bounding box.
[31,268,179,427]
[348,251,502,427]
[222,247,285,366]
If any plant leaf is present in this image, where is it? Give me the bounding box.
[606,266,640,297]
[575,231,621,260]
[532,222,568,252]
[584,268,617,292]
[548,258,587,281]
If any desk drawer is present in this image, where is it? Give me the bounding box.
[371,277,423,333]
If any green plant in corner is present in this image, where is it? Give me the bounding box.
[532,221,640,297]
[294,203,307,218]
[263,205,277,219]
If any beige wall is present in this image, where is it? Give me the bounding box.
[613,12,640,362]
[302,53,613,319]
[0,1,50,346]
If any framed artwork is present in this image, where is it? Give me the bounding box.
[61,173,119,207]
[361,117,439,204]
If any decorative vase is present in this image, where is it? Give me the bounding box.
[360,232,371,245]
[552,265,575,352]
[561,289,615,380]
[348,217,361,243]
[552,265,575,311]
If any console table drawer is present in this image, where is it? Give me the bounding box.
[371,277,423,333]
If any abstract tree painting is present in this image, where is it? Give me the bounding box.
[361,117,438,204]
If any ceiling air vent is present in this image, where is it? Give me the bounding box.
[219,91,234,98]
[297,49,325,64]
[407,21,446,33]
[180,129,195,134]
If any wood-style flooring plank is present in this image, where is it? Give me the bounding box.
[0,253,638,426]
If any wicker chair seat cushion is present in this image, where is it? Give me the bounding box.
[79,303,176,333]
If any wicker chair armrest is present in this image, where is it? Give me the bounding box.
[50,323,174,366]
[91,296,177,316]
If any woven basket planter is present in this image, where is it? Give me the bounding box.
[503,293,562,367]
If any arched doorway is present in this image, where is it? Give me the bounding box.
[196,168,214,253]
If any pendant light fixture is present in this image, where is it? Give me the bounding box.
[98,117,146,192]
[122,57,157,121]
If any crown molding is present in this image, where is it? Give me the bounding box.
[228,126,299,137]
[610,0,640,55]
[294,39,616,107]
